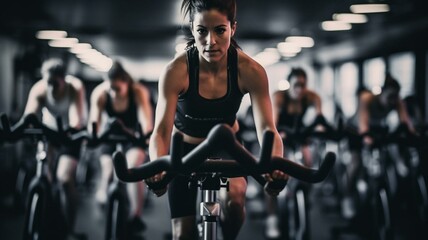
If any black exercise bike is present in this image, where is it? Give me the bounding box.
[1,113,86,240]
[76,118,151,240]
[277,115,341,240]
[110,124,336,240]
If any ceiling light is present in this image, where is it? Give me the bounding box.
[333,13,368,23]
[253,48,281,66]
[277,42,301,54]
[76,49,103,59]
[36,30,67,40]
[69,43,92,54]
[321,21,352,31]
[285,36,315,48]
[48,38,78,48]
[350,4,390,13]
[280,52,297,58]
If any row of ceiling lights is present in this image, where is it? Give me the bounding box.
[321,3,390,31]
[254,3,390,66]
[35,30,113,72]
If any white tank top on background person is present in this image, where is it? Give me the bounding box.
[42,75,77,130]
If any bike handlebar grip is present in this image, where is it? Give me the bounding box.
[91,122,97,139]
[145,174,173,191]
[271,151,336,183]
[1,114,11,134]
[23,113,40,127]
[265,179,288,192]
[113,151,171,182]
[171,132,184,170]
[259,130,274,169]
[56,116,64,133]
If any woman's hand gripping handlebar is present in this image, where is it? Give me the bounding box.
[1,113,80,147]
[112,124,336,196]
[66,118,152,151]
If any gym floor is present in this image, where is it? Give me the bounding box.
[0,171,418,240]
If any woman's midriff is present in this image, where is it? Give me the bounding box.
[172,120,240,145]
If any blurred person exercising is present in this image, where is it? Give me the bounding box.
[343,73,416,218]
[21,58,88,237]
[266,67,323,238]
[88,61,154,233]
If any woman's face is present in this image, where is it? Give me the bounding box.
[109,79,128,98]
[191,9,236,63]
[289,75,307,99]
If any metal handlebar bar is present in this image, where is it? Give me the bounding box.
[1,113,77,146]
[113,124,336,191]
[278,115,343,142]
[358,123,421,148]
[79,119,151,149]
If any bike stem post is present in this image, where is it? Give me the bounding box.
[199,173,228,240]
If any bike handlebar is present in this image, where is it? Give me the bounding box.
[358,123,421,148]
[65,119,151,149]
[113,124,336,190]
[1,113,76,146]
[278,115,343,143]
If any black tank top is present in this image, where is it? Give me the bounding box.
[174,46,244,138]
[105,86,138,130]
[277,90,309,130]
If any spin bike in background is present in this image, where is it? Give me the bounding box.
[80,118,150,240]
[111,124,336,240]
[384,124,428,237]
[341,124,419,240]
[277,115,338,240]
[1,113,86,240]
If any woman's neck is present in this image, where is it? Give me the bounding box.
[199,54,228,74]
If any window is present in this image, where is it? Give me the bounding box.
[388,52,415,98]
[363,57,385,94]
[337,62,359,118]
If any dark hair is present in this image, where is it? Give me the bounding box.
[106,61,133,84]
[382,73,400,92]
[181,0,240,49]
[287,67,307,82]
[41,58,66,78]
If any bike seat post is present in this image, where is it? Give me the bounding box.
[113,142,124,182]
[199,159,224,240]
[36,138,49,179]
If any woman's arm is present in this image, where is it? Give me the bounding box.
[68,77,88,129]
[88,82,107,134]
[306,90,322,115]
[149,57,187,161]
[358,91,372,135]
[146,57,187,197]
[397,98,416,133]
[134,83,154,135]
[239,55,283,158]
[23,80,45,117]
[272,91,283,126]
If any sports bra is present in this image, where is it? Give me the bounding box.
[174,46,244,138]
[277,90,309,130]
[105,86,138,129]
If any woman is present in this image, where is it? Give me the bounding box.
[21,58,87,237]
[273,67,323,166]
[147,0,287,239]
[88,61,153,233]
[268,67,323,238]
[342,74,415,219]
